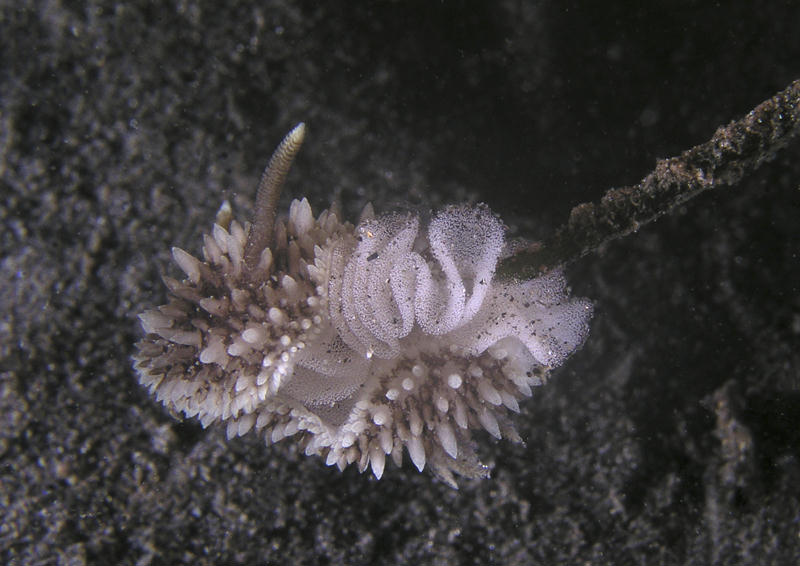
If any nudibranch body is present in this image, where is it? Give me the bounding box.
[133,124,593,487]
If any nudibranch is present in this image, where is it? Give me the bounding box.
[133,123,593,487]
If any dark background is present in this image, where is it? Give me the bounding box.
[2,1,799,564]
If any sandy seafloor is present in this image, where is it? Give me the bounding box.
[1,2,799,564]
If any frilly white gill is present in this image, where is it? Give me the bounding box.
[133,124,593,487]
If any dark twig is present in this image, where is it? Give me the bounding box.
[498,78,800,279]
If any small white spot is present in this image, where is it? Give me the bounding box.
[242,327,266,345]
[447,373,462,389]
[402,377,414,391]
[281,274,298,293]
[372,406,391,426]
[268,307,286,325]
